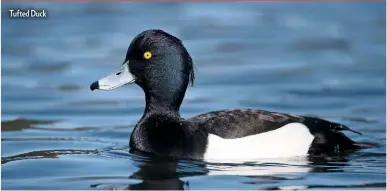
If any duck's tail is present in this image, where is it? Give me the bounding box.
[332,124,376,149]
[302,116,376,154]
[352,142,377,149]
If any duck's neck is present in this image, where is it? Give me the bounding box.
[143,88,186,115]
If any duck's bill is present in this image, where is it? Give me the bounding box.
[90,64,135,91]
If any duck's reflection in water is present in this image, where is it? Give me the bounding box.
[126,154,204,190]
[93,150,354,190]
[91,150,207,190]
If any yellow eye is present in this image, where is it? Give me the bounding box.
[143,51,152,60]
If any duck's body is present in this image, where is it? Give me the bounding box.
[91,29,368,161]
[129,109,362,160]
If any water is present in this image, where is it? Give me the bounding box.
[1,2,386,190]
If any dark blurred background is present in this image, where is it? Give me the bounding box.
[2,2,386,190]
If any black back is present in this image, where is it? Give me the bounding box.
[189,109,303,138]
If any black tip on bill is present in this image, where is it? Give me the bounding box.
[90,81,99,91]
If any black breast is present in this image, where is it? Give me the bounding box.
[130,114,208,160]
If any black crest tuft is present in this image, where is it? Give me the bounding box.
[188,55,195,87]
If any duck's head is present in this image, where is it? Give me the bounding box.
[90,29,195,112]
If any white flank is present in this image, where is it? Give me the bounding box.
[204,123,314,162]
